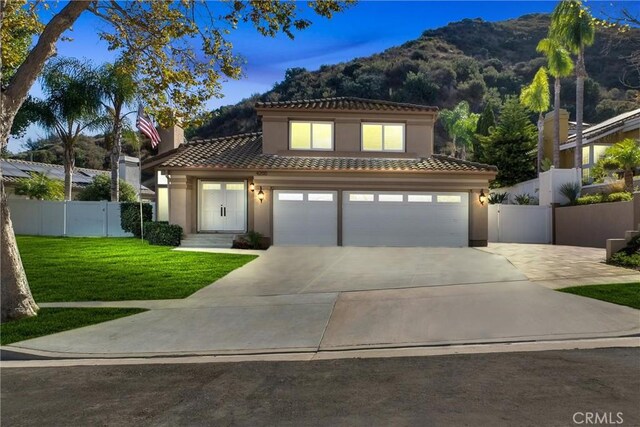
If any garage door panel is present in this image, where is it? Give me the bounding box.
[343,191,468,247]
[273,190,337,246]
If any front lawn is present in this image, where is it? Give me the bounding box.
[0,308,146,345]
[17,236,257,301]
[559,283,640,310]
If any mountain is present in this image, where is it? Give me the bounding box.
[190,13,640,150]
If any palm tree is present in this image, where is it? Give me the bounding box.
[99,60,138,201]
[439,101,479,160]
[604,139,640,192]
[520,67,551,174]
[33,58,104,200]
[537,37,574,168]
[551,0,595,169]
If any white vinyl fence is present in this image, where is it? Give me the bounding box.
[492,168,581,206]
[7,199,153,237]
[488,204,553,244]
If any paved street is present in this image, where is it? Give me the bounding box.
[8,246,640,356]
[2,348,639,426]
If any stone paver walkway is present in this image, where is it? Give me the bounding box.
[478,243,640,289]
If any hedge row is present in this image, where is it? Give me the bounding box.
[120,202,153,237]
[143,221,183,246]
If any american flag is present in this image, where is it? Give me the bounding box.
[136,105,161,148]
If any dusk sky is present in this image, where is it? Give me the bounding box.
[9,0,615,152]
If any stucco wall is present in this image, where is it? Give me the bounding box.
[555,199,635,248]
[259,110,436,158]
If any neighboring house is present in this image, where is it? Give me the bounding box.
[543,108,640,182]
[143,97,497,247]
[1,158,155,200]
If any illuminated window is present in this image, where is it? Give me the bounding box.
[437,195,462,203]
[378,194,403,202]
[202,183,221,190]
[278,193,304,201]
[308,193,334,202]
[582,146,590,166]
[349,194,374,202]
[362,123,405,152]
[593,145,610,162]
[226,183,245,191]
[290,121,333,150]
[408,195,432,203]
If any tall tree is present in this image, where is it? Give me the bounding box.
[551,0,595,169]
[473,103,496,164]
[99,60,138,202]
[439,101,479,160]
[480,97,537,187]
[0,0,353,321]
[32,58,104,200]
[520,67,551,174]
[537,37,574,168]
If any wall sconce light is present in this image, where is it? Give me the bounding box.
[249,182,255,192]
[257,186,265,203]
[479,189,487,206]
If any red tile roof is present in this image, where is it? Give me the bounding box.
[255,97,438,113]
[159,132,496,173]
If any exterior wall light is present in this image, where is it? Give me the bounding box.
[249,182,255,192]
[257,186,265,203]
[479,189,487,206]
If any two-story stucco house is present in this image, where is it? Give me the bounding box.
[144,97,497,247]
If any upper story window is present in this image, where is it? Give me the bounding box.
[362,123,405,152]
[289,121,333,150]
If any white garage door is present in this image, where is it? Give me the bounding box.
[343,191,469,247]
[273,190,338,246]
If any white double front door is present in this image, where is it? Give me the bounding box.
[198,181,246,232]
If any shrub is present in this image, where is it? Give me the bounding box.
[143,221,183,246]
[559,182,581,205]
[609,252,640,269]
[514,193,534,205]
[576,193,605,205]
[77,174,137,202]
[14,172,64,200]
[120,202,153,237]
[246,230,264,249]
[606,192,632,203]
[488,192,509,204]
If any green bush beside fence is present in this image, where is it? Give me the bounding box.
[143,221,183,246]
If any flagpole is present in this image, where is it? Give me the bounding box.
[139,142,144,241]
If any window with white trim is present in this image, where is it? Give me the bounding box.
[408,195,432,203]
[290,121,333,150]
[437,195,462,203]
[362,123,405,152]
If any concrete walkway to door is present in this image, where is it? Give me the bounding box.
[6,246,640,358]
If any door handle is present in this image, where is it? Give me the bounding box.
[220,206,223,216]
[223,207,227,217]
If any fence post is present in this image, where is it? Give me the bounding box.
[102,201,108,237]
[63,201,67,237]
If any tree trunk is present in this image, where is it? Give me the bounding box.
[110,120,122,202]
[575,48,586,172]
[553,77,561,168]
[537,113,544,174]
[0,0,88,322]
[63,144,75,201]
[1,177,38,322]
[624,169,634,193]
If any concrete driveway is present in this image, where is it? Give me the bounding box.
[7,246,640,357]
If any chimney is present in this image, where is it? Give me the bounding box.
[157,125,185,154]
[119,155,141,198]
[542,109,569,161]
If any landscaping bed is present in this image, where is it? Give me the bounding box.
[559,283,640,310]
[0,308,147,345]
[16,236,257,301]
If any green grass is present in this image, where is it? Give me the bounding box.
[0,308,146,345]
[16,236,257,302]
[559,283,640,310]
